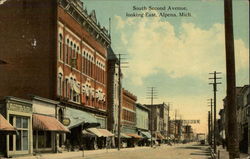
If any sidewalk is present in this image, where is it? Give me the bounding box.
[11,146,151,159]
[215,146,249,159]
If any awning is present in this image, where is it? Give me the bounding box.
[0,114,16,134]
[120,133,131,138]
[82,130,96,137]
[33,114,70,133]
[98,129,114,137]
[65,107,100,129]
[141,131,151,139]
[126,133,142,139]
[86,128,103,137]
[156,132,165,140]
[84,128,114,137]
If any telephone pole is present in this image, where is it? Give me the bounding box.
[146,87,157,147]
[207,98,213,146]
[224,0,239,158]
[208,111,211,146]
[117,54,128,151]
[209,71,221,153]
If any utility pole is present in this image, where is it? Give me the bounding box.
[207,98,213,146]
[208,111,211,146]
[146,87,157,147]
[224,0,239,158]
[117,54,128,151]
[209,71,221,153]
[175,109,177,143]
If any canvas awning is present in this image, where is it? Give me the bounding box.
[84,128,114,137]
[126,133,142,139]
[120,133,131,138]
[0,114,16,134]
[141,131,151,139]
[86,128,103,137]
[65,107,100,129]
[98,129,114,137]
[82,130,96,137]
[156,132,165,140]
[33,114,70,133]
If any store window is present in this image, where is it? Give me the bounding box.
[9,115,29,152]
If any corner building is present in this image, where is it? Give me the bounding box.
[0,0,111,153]
[0,0,110,122]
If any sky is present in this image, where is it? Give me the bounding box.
[83,0,249,134]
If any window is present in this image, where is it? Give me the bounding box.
[9,115,29,152]
[65,79,68,98]
[65,39,69,64]
[58,34,63,61]
[57,73,63,96]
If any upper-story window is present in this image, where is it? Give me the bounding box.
[65,39,69,64]
[58,34,63,61]
[57,73,63,96]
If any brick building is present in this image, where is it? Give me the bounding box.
[145,103,169,141]
[0,0,112,153]
[0,0,110,123]
[107,47,120,134]
[121,89,137,134]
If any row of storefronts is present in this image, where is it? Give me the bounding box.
[0,96,168,158]
[0,96,114,158]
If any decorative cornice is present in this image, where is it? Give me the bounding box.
[59,0,111,48]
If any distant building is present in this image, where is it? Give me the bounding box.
[145,103,169,141]
[121,89,140,147]
[136,103,151,146]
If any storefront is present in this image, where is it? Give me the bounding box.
[32,114,69,152]
[138,131,151,146]
[31,96,69,153]
[0,97,33,158]
[0,114,17,157]
[65,107,100,150]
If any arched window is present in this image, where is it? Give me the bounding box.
[58,34,63,61]
[57,73,63,96]
[65,39,69,64]
[65,78,68,98]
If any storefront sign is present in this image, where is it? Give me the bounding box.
[62,117,71,126]
[8,103,32,113]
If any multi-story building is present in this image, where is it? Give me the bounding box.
[136,103,151,146]
[222,85,250,154]
[121,89,137,134]
[0,0,112,154]
[107,47,120,134]
[145,103,169,141]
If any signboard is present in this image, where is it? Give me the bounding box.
[62,117,71,126]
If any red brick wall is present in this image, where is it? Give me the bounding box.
[0,0,57,99]
[56,6,107,111]
[122,89,137,125]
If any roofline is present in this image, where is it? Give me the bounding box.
[3,96,32,105]
[30,95,60,105]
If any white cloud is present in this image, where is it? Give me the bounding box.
[115,16,249,85]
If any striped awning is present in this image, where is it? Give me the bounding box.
[0,114,16,133]
[33,114,70,133]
